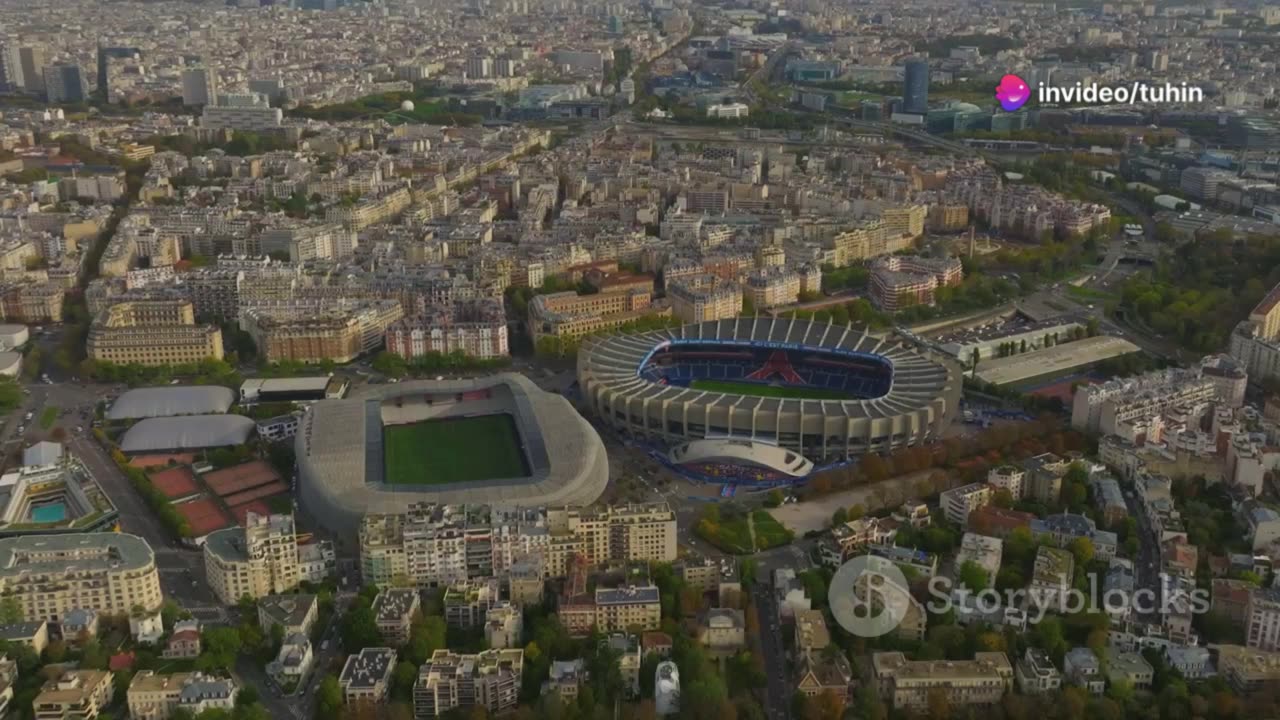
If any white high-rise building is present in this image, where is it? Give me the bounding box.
[201,92,282,133]
[181,67,218,107]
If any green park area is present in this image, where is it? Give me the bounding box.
[383,414,528,485]
[689,378,851,401]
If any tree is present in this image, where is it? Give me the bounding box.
[0,597,22,624]
[391,661,418,701]
[958,560,989,592]
[831,507,848,527]
[198,627,243,671]
[765,489,783,508]
[1069,537,1095,567]
[341,605,382,653]
[316,675,343,720]
[406,615,447,665]
[80,639,108,670]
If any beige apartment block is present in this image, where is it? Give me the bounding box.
[0,534,161,623]
[203,513,301,605]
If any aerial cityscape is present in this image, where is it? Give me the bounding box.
[0,0,1279,718]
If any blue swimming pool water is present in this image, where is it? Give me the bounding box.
[31,503,66,523]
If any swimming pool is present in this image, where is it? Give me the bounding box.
[31,503,66,524]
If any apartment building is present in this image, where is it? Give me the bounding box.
[127,672,238,720]
[358,503,676,588]
[86,300,223,367]
[528,287,662,340]
[1030,547,1075,613]
[324,188,412,231]
[1030,513,1118,560]
[871,652,1013,710]
[0,533,161,623]
[544,503,679,576]
[240,300,404,364]
[1014,649,1062,695]
[955,533,1003,584]
[33,671,114,720]
[595,585,661,633]
[1217,644,1280,694]
[443,579,499,629]
[371,589,419,647]
[0,281,65,323]
[880,204,927,239]
[385,300,508,360]
[869,255,963,311]
[258,594,318,638]
[986,465,1026,500]
[203,513,301,605]
[667,275,742,323]
[484,602,523,649]
[1248,587,1280,652]
[743,266,800,309]
[339,648,396,705]
[940,483,993,525]
[1070,368,1218,435]
[412,649,523,718]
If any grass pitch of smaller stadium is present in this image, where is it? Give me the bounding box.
[689,378,852,400]
[383,414,529,485]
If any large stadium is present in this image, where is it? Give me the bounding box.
[578,317,963,468]
[296,373,609,532]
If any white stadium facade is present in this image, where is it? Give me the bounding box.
[577,317,962,464]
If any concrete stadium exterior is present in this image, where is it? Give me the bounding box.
[295,373,608,533]
[577,317,962,460]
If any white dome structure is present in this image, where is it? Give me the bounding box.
[655,661,680,717]
[400,100,415,112]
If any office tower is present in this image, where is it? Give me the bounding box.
[1,44,42,93]
[0,43,21,91]
[466,56,493,79]
[43,63,87,103]
[18,47,44,93]
[97,46,142,98]
[903,57,929,114]
[248,77,285,105]
[181,67,218,106]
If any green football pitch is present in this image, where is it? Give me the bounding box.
[688,378,852,400]
[383,414,529,485]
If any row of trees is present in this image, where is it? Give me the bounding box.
[370,350,512,378]
[802,415,1089,502]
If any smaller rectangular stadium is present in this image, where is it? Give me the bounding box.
[383,414,530,486]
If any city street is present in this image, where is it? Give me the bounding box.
[750,583,790,720]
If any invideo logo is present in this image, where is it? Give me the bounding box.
[995,74,1030,112]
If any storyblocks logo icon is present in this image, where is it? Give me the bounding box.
[995,74,1030,112]
[829,555,912,638]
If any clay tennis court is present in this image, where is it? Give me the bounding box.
[148,466,199,500]
[174,497,234,536]
[204,460,282,497]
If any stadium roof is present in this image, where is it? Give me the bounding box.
[120,415,255,453]
[579,317,955,420]
[297,373,608,532]
[107,386,236,420]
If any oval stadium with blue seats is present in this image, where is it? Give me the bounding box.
[578,316,963,463]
